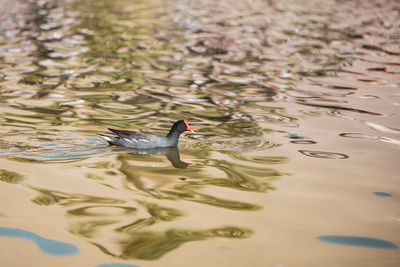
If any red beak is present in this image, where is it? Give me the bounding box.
[184,120,194,132]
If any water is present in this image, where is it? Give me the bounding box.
[0,227,79,256]
[0,0,399,266]
[317,235,398,250]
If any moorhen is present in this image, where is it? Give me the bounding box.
[99,120,194,149]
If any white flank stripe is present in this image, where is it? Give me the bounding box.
[123,138,136,144]
[100,136,112,142]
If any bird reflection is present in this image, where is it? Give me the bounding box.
[115,146,191,169]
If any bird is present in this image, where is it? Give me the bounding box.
[99,120,194,149]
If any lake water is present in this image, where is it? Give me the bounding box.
[0,0,399,266]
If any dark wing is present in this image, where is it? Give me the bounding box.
[107,128,154,139]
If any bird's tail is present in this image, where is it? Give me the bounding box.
[99,134,117,145]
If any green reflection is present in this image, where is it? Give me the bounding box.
[32,192,62,206]
[70,220,117,238]
[30,187,124,206]
[81,161,116,169]
[162,190,262,211]
[115,148,282,210]
[117,202,183,233]
[7,157,45,164]
[0,169,24,184]
[93,226,252,260]
[68,205,137,216]
[117,151,195,196]
[86,173,104,180]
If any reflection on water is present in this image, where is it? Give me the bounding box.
[116,202,183,234]
[0,169,24,183]
[340,132,400,146]
[93,226,251,260]
[0,138,192,167]
[217,246,231,251]
[298,150,349,159]
[0,0,399,265]
[0,227,79,256]
[20,146,282,259]
[96,264,141,267]
[317,235,398,250]
[373,192,393,198]
[120,147,191,169]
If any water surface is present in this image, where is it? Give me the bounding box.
[0,0,399,266]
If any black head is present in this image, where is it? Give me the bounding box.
[172,120,194,133]
[167,120,194,137]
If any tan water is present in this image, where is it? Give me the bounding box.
[0,0,399,266]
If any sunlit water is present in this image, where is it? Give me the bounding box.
[0,0,399,266]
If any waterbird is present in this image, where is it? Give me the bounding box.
[99,120,194,149]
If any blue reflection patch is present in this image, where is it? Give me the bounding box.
[217,246,232,251]
[287,134,304,139]
[0,227,79,256]
[96,264,141,267]
[373,192,393,197]
[317,235,397,249]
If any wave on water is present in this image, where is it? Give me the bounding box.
[193,138,278,151]
[0,136,112,163]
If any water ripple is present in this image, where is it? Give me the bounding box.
[299,150,348,159]
[193,138,278,151]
